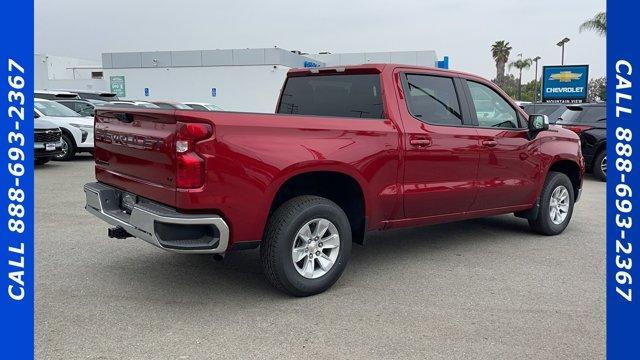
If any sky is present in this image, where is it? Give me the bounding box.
[35,0,605,83]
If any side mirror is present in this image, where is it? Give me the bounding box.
[528,114,549,133]
[34,112,40,119]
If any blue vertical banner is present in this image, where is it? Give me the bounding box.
[1,0,35,359]
[607,1,640,359]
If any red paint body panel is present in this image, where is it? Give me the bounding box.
[92,64,584,248]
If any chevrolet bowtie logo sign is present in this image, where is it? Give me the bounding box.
[549,71,583,82]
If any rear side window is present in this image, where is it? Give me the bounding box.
[277,74,384,119]
[403,74,463,126]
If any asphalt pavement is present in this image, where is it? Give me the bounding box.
[35,156,605,359]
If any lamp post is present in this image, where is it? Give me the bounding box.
[532,56,541,104]
[556,37,570,65]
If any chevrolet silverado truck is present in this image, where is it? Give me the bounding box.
[84,64,584,296]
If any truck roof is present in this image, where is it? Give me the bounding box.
[287,63,483,80]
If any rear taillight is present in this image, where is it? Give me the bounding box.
[175,122,212,188]
[560,124,593,134]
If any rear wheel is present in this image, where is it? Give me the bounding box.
[260,195,351,296]
[54,133,76,161]
[593,150,606,182]
[528,171,575,235]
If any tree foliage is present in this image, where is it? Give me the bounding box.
[580,11,606,36]
[508,58,533,100]
[491,41,512,86]
[588,77,606,102]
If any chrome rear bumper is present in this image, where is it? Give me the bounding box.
[84,182,229,253]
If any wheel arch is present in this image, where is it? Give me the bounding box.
[265,166,369,245]
[59,127,79,148]
[547,159,582,199]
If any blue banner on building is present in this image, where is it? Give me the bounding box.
[607,1,640,359]
[1,0,35,359]
[542,65,589,103]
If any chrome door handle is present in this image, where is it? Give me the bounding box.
[409,138,432,147]
[482,140,498,147]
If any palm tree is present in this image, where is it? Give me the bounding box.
[580,11,606,36]
[509,56,533,100]
[491,41,512,86]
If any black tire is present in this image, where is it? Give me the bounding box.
[54,133,76,161]
[528,171,575,235]
[35,157,51,165]
[593,150,606,182]
[260,195,352,296]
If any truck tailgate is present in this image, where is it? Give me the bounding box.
[94,108,178,206]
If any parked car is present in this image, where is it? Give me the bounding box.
[556,103,606,181]
[522,103,568,124]
[34,99,94,160]
[52,89,119,102]
[34,118,63,165]
[183,102,223,111]
[105,101,161,109]
[84,64,584,296]
[150,101,193,110]
[56,99,98,117]
[35,90,80,100]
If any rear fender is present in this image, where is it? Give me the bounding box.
[264,161,371,217]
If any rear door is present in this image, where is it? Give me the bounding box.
[397,71,480,218]
[94,108,178,206]
[462,79,539,210]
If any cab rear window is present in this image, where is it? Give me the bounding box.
[277,74,384,119]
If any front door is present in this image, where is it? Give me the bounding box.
[398,72,480,219]
[463,79,539,210]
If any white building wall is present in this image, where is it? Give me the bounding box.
[309,50,438,67]
[103,65,291,113]
[35,54,107,91]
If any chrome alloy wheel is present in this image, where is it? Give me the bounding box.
[549,185,570,225]
[291,218,340,279]
[601,155,607,174]
[55,138,69,160]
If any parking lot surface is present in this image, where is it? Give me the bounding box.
[36,157,605,359]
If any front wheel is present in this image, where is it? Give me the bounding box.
[528,171,575,235]
[593,150,606,182]
[54,133,76,161]
[260,195,352,296]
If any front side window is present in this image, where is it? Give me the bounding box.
[468,81,520,128]
[404,74,462,126]
[277,74,384,119]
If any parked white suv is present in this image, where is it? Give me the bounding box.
[34,99,94,160]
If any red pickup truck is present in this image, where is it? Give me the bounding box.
[84,64,584,296]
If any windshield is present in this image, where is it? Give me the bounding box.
[35,101,82,117]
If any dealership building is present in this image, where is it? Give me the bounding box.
[35,54,106,92]
[37,48,448,112]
